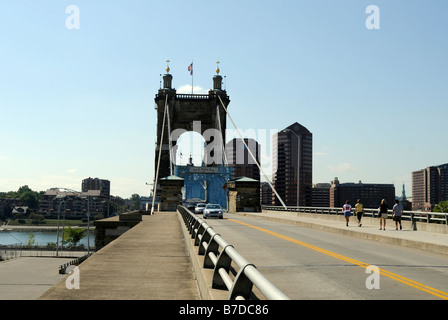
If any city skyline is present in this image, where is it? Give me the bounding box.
[1,1,447,198]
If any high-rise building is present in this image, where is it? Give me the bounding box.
[81,177,111,198]
[260,182,273,205]
[272,122,312,206]
[225,138,260,181]
[312,183,331,207]
[329,177,395,209]
[412,163,448,211]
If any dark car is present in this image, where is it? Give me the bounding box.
[186,202,197,210]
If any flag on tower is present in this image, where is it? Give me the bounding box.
[188,62,193,75]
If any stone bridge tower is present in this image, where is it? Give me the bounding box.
[154,64,230,184]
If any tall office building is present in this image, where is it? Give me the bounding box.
[412,163,448,211]
[260,182,273,205]
[225,138,260,181]
[272,122,312,206]
[312,183,331,207]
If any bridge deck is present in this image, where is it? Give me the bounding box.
[38,209,448,300]
[39,212,200,300]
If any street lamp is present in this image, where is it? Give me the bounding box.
[87,195,90,255]
[55,196,65,257]
[53,187,93,254]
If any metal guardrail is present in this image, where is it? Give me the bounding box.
[0,242,93,260]
[59,253,92,274]
[177,205,290,300]
[262,205,448,225]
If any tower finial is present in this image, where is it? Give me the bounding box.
[166,59,170,73]
[216,60,220,75]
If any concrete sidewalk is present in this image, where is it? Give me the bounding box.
[236,210,448,256]
[0,257,78,300]
[39,212,200,300]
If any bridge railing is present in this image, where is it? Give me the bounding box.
[175,93,210,100]
[0,242,92,261]
[177,205,290,300]
[261,205,448,225]
[59,253,92,274]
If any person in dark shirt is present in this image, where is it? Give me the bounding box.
[378,199,389,230]
[392,200,404,230]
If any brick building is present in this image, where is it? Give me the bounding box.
[412,163,448,211]
[330,177,395,209]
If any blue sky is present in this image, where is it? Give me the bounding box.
[0,1,447,199]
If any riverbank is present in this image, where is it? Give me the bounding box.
[0,224,94,232]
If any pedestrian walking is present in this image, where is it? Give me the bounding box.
[355,199,364,227]
[378,199,389,230]
[392,199,403,230]
[342,200,352,227]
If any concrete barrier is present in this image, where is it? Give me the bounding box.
[94,211,143,251]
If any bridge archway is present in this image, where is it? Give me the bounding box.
[153,66,231,210]
[174,131,206,167]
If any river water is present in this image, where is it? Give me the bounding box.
[0,229,94,247]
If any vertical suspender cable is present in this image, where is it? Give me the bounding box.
[151,94,168,215]
[166,99,174,176]
[217,95,287,209]
[216,104,228,166]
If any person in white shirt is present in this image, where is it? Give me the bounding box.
[342,200,352,227]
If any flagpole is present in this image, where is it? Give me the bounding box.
[191,61,194,94]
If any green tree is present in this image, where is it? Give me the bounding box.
[19,191,39,209]
[63,227,87,247]
[17,185,33,196]
[128,194,141,211]
[433,200,448,213]
[27,233,35,246]
[11,185,41,209]
[29,213,45,224]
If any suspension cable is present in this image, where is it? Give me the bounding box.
[166,98,174,175]
[151,94,168,214]
[216,104,228,166]
[217,95,287,209]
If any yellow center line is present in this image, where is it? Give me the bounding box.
[228,218,448,300]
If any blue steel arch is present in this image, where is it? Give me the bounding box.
[175,165,233,209]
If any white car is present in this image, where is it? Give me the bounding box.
[195,203,206,214]
[203,204,223,219]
